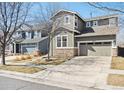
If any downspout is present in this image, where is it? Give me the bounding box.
[73,14,75,56]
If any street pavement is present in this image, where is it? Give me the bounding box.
[0,76,68,90]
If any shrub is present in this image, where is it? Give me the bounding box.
[20,55,26,60]
[33,51,42,57]
[26,55,32,59]
[15,56,21,61]
[23,55,32,60]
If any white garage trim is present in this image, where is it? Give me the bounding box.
[77,40,113,56]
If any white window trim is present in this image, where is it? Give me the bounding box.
[93,21,98,26]
[86,22,91,27]
[64,15,70,24]
[112,40,117,48]
[56,35,68,48]
[75,16,78,28]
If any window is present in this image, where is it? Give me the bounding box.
[34,31,37,36]
[62,36,67,47]
[112,40,116,48]
[75,16,78,28]
[25,32,30,39]
[98,19,109,26]
[37,31,40,37]
[65,16,70,24]
[57,36,61,47]
[87,42,93,45]
[22,31,26,39]
[95,42,102,45]
[56,35,68,48]
[104,42,111,45]
[86,22,91,27]
[31,31,34,39]
[93,21,98,26]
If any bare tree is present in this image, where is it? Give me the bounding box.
[0,2,31,65]
[34,3,66,60]
[88,2,124,13]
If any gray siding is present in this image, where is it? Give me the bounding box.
[53,12,75,29]
[38,38,48,54]
[74,15,85,32]
[109,17,118,26]
[50,29,74,56]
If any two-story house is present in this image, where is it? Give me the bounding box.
[12,24,49,54]
[49,10,119,58]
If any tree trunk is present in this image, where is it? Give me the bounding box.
[47,34,50,60]
[1,45,6,65]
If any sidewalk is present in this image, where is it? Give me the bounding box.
[0,68,124,90]
[0,70,95,90]
[0,56,124,90]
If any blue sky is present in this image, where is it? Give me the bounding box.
[31,2,120,19]
[30,2,124,44]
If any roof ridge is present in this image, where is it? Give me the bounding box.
[85,14,119,21]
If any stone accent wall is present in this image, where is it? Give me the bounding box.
[112,47,118,56]
[53,48,78,58]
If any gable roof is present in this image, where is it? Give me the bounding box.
[50,9,85,22]
[53,26,80,33]
[15,37,48,44]
[20,37,48,44]
[17,23,52,32]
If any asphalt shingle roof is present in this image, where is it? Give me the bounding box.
[75,26,118,37]
[85,14,119,21]
[15,37,48,44]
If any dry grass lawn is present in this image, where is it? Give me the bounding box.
[33,58,66,65]
[11,59,33,63]
[111,56,124,70]
[107,74,124,87]
[0,65,44,74]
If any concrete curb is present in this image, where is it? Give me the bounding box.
[0,70,94,90]
[0,70,124,90]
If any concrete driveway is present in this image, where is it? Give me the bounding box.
[37,56,112,89]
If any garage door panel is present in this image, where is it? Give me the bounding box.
[79,42,112,56]
[88,45,111,56]
[22,46,36,53]
[79,44,87,56]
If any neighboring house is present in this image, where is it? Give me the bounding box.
[11,24,50,54]
[49,10,119,58]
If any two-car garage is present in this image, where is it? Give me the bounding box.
[79,41,112,56]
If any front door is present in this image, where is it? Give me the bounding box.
[16,44,20,53]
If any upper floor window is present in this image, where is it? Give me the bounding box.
[31,31,34,39]
[34,31,37,38]
[37,31,40,37]
[22,31,26,39]
[86,22,91,27]
[27,32,31,38]
[93,21,98,26]
[98,19,109,26]
[64,16,70,24]
[56,35,68,48]
[75,16,78,28]
[112,40,117,48]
